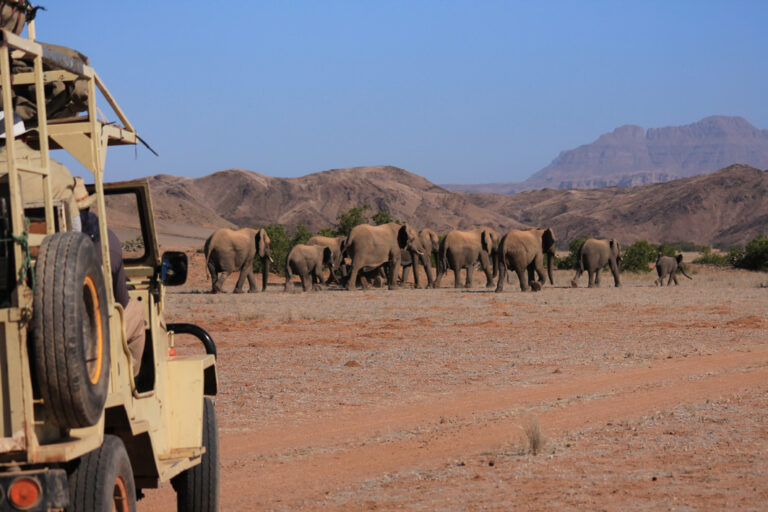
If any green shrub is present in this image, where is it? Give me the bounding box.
[692,247,730,266]
[654,243,676,258]
[252,224,314,276]
[555,235,590,270]
[336,204,371,237]
[316,227,338,238]
[728,246,746,267]
[740,235,768,271]
[622,240,656,273]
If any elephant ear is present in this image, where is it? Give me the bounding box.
[429,230,439,250]
[256,228,268,258]
[481,230,492,252]
[676,254,683,264]
[323,246,333,265]
[397,225,409,249]
[542,228,556,253]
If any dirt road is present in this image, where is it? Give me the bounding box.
[142,260,768,510]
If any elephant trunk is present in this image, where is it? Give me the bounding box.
[262,257,270,291]
[547,250,555,285]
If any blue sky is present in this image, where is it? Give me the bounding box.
[37,1,768,184]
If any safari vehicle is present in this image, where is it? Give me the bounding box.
[0,14,218,512]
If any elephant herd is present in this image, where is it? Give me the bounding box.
[202,225,691,293]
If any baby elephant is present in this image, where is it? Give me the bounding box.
[285,245,333,292]
[654,253,692,286]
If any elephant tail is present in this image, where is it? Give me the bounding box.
[679,265,693,280]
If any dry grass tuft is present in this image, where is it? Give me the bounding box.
[522,416,544,455]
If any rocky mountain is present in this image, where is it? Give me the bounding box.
[444,116,768,193]
[144,164,767,248]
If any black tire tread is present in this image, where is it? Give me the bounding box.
[68,434,137,512]
[33,232,110,428]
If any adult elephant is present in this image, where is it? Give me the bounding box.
[204,227,272,293]
[284,244,333,292]
[655,253,692,286]
[570,238,622,288]
[435,228,499,288]
[306,235,346,284]
[495,228,556,292]
[343,223,423,291]
[400,228,440,289]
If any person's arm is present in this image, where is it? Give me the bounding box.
[107,229,130,308]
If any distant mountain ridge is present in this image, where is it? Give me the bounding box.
[144,164,768,247]
[443,116,768,193]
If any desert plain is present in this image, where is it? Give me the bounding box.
[141,252,768,511]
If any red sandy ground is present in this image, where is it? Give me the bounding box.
[141,253,768,510]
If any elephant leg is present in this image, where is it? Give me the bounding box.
[214,271,232,293]
[246,270,259,293]
[594,269,602,287]
[401,265,412,287]
[515,267,528,291]
[311,269,323,291]
[672,272,679,286]
[465,265,474,288]
[412,262,421,289]
[478,253,494,288]
[359,275,372,290]
[667,273,674,286]
[347,264,361,291]
[571,268,582,287]
[420,254,434,288]
[233,269,248,293]
[610,261,621,287]
[208,262,219,292]
[495,261,506,293]
[300,272,311,292]
[587,270,595,288]
[388,258,399,290]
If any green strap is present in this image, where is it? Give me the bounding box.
[0,218,34,289]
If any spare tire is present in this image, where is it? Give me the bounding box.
[33,232,110,428]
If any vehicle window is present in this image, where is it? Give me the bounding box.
[104,191,146,262]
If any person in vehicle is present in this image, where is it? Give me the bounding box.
[74,177,146,377]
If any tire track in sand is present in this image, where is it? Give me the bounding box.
[142,347,768,510]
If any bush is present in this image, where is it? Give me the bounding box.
[622,240,656,273]
[692,247,730,266]
[252,224,313,276]
[336,204,371,237]
[740,235,768,271]
[316,227,338,238]
[728,246,746,267]
[654,243,676,258]
[555,235,590,270]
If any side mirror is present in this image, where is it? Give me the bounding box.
[160,251,187,286]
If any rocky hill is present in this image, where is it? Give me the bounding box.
[144,164,767,248]
[444,116,768,193]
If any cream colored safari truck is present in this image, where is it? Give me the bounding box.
[0,13,218,512]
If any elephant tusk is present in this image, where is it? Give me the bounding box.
[268,255,274,263]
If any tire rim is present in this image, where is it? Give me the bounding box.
[83,275,104,384]
[112,475,130,512]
